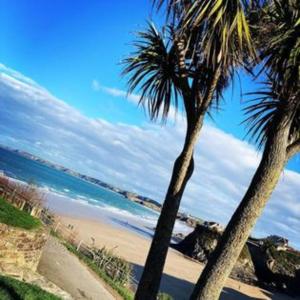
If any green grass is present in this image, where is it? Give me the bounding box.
[0,275,61,300]
[63,241,134,300]
[157,292,173,300]
[0,197,41,230]
[268,245,300,271]
[50,231,174,300]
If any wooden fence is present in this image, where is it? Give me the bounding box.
[0,180,43,218]
[0,176,139,290]
[42,212,139,290]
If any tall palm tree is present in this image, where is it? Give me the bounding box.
[122,1,255,298]
[191,1,300,299]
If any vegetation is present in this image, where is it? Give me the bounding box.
[191,1,300,299]
[267,245,300,272]
[51,229,173,300]
[123,0,255,298]
[78,244,132,285]
[0,275,60,300]
[65,243,134,300]
[57,235,134,300]
[157,292,173,300]
[0,175,44,218]
[122,0,299,299]
[0,197,41,230]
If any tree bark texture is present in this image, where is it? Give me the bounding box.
[190,114,292,300]
[135,115,204,300]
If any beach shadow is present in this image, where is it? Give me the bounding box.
[109,218,154,239]
[260,289,299,300]
[132,263,264,300]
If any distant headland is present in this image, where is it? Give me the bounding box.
[0,145,202,228]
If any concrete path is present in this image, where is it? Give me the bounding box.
[38,236,116,300]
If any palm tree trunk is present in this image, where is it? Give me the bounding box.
[190,115,292,300]
[134,114,205,300]
[135,66,221,300]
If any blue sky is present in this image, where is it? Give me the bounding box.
[0,0,294,145]
[0,1,299,246]
[1,0,298,170]
[0,0,153,124]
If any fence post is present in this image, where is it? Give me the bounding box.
[77,240,83,252]
[10,188,17,202]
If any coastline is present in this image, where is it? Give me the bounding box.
[1,174,296,299]
[0,145,202,229]
[44,188,193,240]
[43,193,294,300]
[56,212,295,300]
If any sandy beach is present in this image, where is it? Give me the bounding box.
[56,212,297,300]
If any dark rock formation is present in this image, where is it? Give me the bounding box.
[172,224,256,284]
[172,224,300,296]
[248,242,300,296]
[173,223,220,262]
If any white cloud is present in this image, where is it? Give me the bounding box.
[92,79,140,104]
[92,80,182,122]
[91,79,100,91]
[1,64,300,248]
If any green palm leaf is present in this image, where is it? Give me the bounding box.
[122,23,180,121]
[256,0,300,93]
[182,0,256,69]
[244,80,300,148]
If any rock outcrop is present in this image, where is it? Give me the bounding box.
[172,224,300,296]
[248,242,300,296]
[172,223,256,284]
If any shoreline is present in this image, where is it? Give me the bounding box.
[1,171,193,241]
[54,210,295,300]
[0,145,202,230]
[44,186,193,241]
[1,174,298,299]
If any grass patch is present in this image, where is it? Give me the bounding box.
[0,275,61,300]
[51,230,173,300]
[267,245,300,271]
[157,292,173,300]
[0,197,41,230]
[63,241,134,300]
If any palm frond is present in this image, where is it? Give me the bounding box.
[182,0,257,70]
[153,0,192,24]
[256,0,300,94]
[243,80,300,148]
[122,22,180,121]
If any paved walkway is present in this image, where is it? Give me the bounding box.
[38,236,115,300]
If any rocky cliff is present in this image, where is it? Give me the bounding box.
[248,242,300,296]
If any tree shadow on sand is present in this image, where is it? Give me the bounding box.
[109,218,154,239]
[132,263,296,300]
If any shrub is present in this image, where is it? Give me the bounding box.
[63,242,134,300]
[0,275,61,300]
[0,176,46,218]
[157,292,173,300]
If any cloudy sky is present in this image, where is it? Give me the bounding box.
[0,0,299,248]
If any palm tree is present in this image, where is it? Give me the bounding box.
[122,1,255,298]
[190,1,300,299]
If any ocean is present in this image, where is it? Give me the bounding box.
[0,147,191,238]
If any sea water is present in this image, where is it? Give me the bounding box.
[0,147,191,238]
